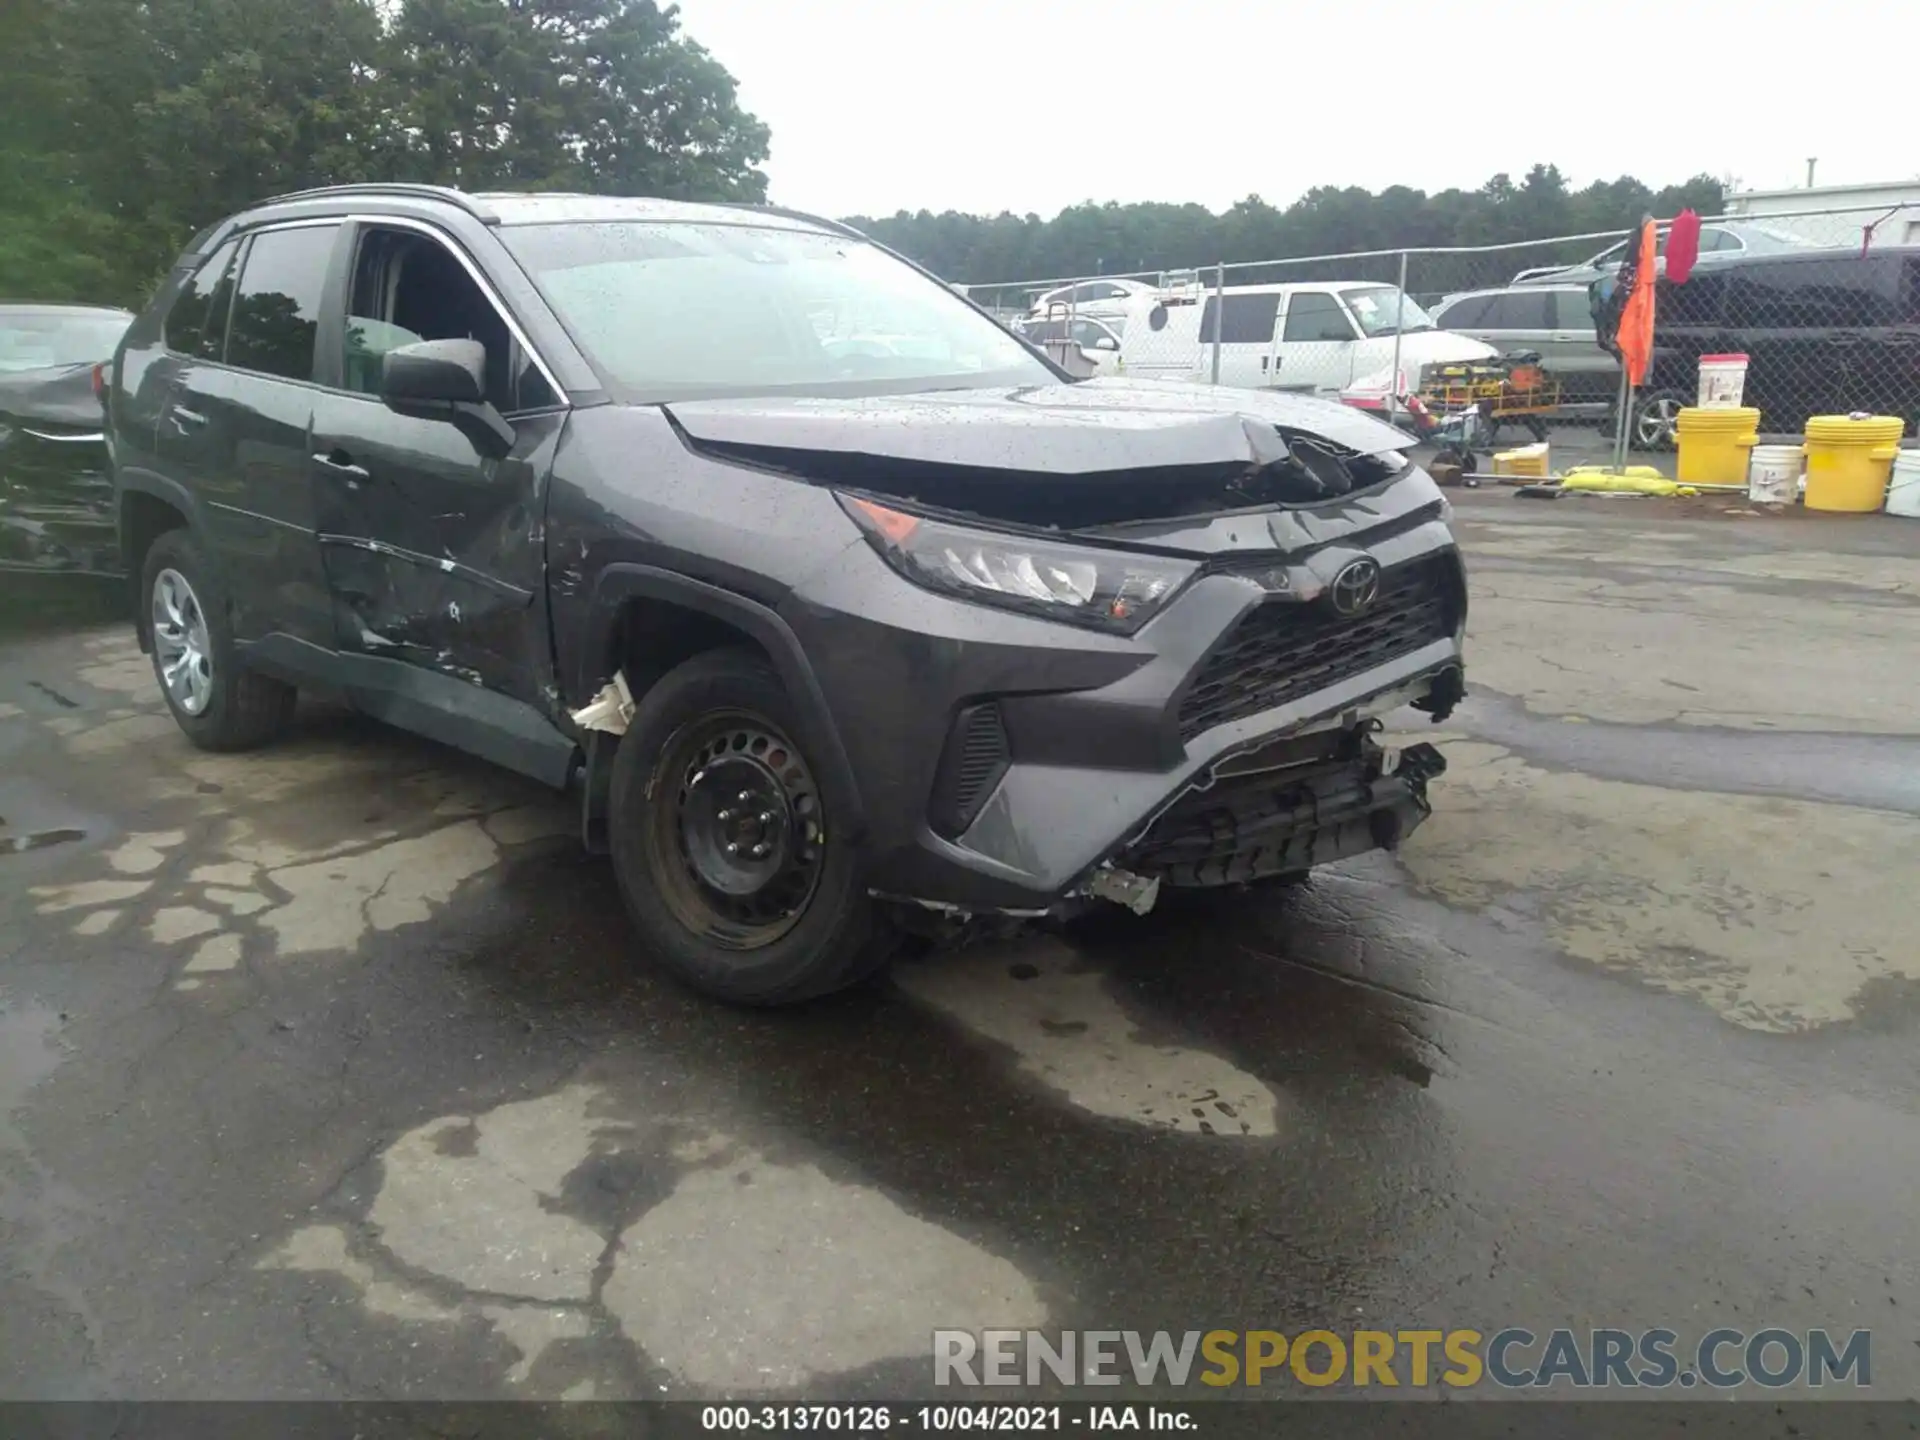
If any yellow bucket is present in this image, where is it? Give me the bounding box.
[1674,406,1760,487]
[1492,443,1549,479]
[1803,414,1906,512]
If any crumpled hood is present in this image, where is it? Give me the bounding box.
[664,377,1415,475]
[0,363,106,430]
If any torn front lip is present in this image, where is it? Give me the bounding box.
[1103,677,1437,857]
[865,891,1054,919]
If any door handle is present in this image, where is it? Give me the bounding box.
[313,450,372,485]
[168,405,207,434]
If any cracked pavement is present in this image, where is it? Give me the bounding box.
[2,496,1918,1402]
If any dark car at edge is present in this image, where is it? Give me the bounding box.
[1,301,134,577]
[104,184,1466,1004]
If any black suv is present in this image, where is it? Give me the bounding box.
[106,185,1465,1004]
[1630,244,1920,447]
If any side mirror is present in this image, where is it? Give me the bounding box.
[380,338,515,456]
[382,338,486,405]
[1093,336,1119,352]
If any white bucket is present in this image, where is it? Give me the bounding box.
[1698,353,1750,409]
[1887,448,1920,518]
[1747,443,1803,505]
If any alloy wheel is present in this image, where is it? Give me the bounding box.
[1635,395,1682,449]
[151,568,214,716]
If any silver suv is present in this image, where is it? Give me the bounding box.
[1511,222,1818,288]
[1430,285,1616,403]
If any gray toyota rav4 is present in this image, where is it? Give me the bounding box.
[106,184,1464,1004]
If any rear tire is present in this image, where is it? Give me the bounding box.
[1629,389,1687,452]
[606,648,893,1005]
[141,529,295,751]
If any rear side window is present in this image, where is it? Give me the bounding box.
[1902,259,1920,323]
[1722,256,1898,330]
[1552,291,1597,330]
[1661,271,1727,326]
[1437,295,1493,328]
[226,224,340,382]
[1281,293,1354,344]
[1482,292,1553,329]
[163,239,241,359]
[1199,293,1281,345]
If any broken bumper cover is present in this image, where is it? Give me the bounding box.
[1118,734,1445,889]
[780,512,1466,918]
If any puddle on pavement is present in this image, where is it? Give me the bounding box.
[896,934,1282,1137]
[1400,739,1920,1033]
[1451,688,1920,817]
[263,1084,1047,1396]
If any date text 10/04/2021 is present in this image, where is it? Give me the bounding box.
[701,1406,1192,1431]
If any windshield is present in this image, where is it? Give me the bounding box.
[1340,286,1434,337]
[0,309,130,374]
[501,222,1053,400]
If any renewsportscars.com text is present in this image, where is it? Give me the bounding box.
[933,1328,1872,1390]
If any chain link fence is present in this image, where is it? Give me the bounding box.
[957,204,1920,452]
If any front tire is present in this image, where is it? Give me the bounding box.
[141,529,295,751]
[606,649,892,1005]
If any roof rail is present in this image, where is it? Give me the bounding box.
[717,201,863,239]
[0,297,135,310]
[247,183,491,219]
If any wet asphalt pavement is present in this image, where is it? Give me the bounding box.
[1,496,1918,1412]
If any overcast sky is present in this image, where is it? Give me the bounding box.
[673,0,1917,220]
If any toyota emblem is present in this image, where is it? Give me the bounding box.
[1328,558,1382,617]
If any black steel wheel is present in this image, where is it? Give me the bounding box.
[606,649,894,1005]
[646,710,826,948]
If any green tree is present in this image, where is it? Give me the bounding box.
[0,0,770,305]
[20,0,404,301]
[848,169,1728,292]
[0,0,124,300]
[386,0,769,199]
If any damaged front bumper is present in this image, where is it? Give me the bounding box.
[1096,729,1447,906]
[783,499,1466,923]
[0,442,119,577]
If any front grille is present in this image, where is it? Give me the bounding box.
[927,702,1011,838]
[1177,554,1461,740]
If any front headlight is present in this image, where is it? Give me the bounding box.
[838,494,1197,635]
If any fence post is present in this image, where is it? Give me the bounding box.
[1389,250,1409,418]
[1210,261,1225,385]
[1612,369,1633,471]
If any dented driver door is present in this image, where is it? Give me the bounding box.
[308,389,561,709]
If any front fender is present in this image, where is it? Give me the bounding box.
[580,563,867,842]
